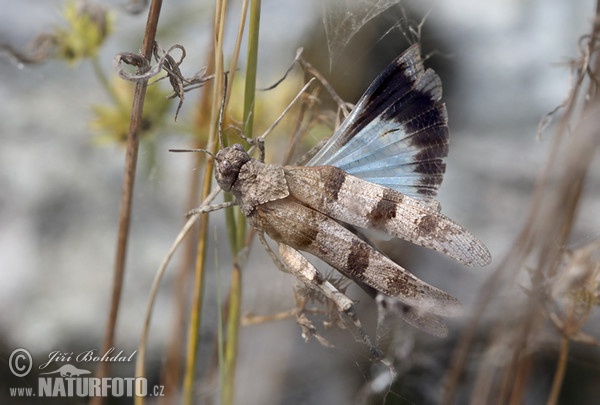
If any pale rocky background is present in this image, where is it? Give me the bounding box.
[1,0,599,403]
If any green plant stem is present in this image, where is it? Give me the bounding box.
[221,2,260,405]
[90,54,123,108]
[242,0,260,139]
[222,263,242,405]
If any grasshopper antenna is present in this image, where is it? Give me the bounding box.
[169,72,229,158]
[169,148,216,159]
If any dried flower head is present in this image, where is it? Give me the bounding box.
[55,0,113,64]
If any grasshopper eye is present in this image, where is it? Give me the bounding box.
[214,145,251,192]
[215,160,235,191]
[220,160,232,173]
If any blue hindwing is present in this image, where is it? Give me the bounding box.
[307,44,449,201]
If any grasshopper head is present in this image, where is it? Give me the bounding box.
[215,144,251,192]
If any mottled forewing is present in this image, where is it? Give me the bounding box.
[284,165,491,267]
[249,198,462,316]
[307,44,449,201]
[376,294,450,338]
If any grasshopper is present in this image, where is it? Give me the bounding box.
[185,44,490,342]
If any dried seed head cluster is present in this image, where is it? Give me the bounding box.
[91,79,172,145]
[549,240,600,343]
[2,0,113,65]
[55,0,112,63]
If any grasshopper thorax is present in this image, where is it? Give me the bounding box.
[215,144,251,192]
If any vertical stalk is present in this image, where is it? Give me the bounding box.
[547,337,570,405]
[160,42,216,404]
[182,163,216,405]
[243,0,260,139]
[221,2,260,405]
[93,2,163,405]
[221,261,242,405]
[182,1,226,404]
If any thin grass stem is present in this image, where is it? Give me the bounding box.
[182,0,227,403]
[221,2,260,404]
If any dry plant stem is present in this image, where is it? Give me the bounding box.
[262,78,315,144]
[241,308,298,325]
[525,11,600,403]
[159,168,200,404]
[501,101,599,404]
[299,57,352,117]
[182,153,214,405]
[282,95,311,165]
[133,189,222,405]
[135,215,198,405]
[444,3,598,403]
[507,354,534,405]
[444,3,600,403]
[92,2,163,405]
[469,350,495,405]
[442,255,523,404]
[547,336,570,405]
[182,1,227,404]
[160,44,217,404]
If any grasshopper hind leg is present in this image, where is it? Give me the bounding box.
[274,241,381,359]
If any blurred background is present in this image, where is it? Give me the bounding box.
[1,0,599,403]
